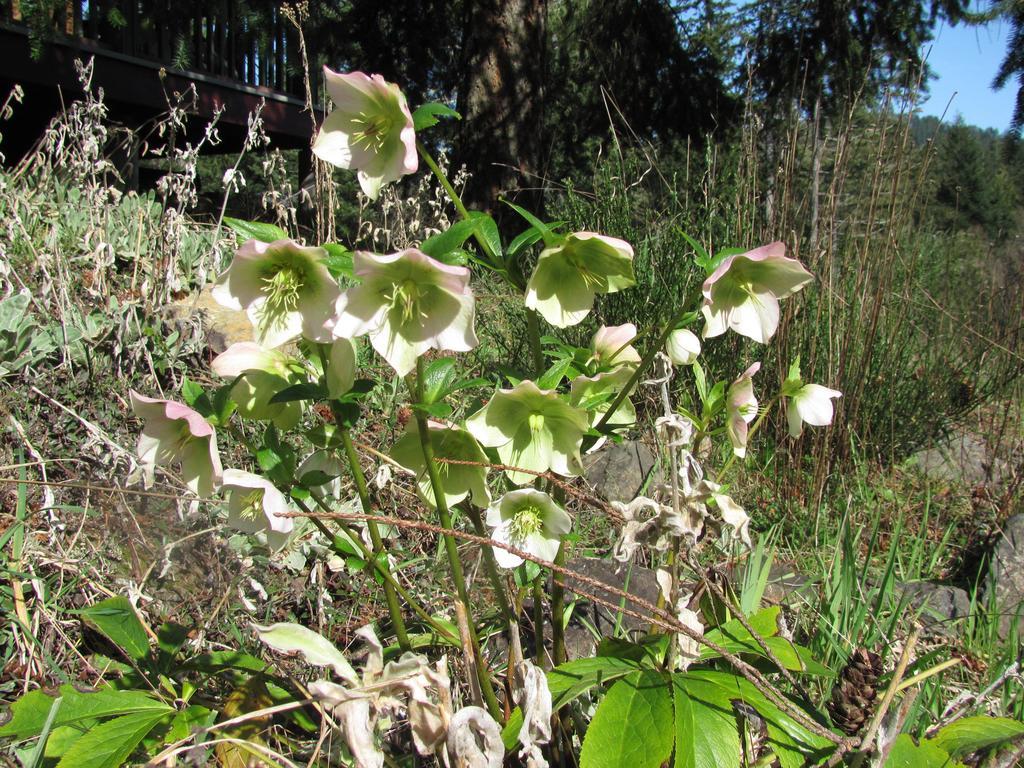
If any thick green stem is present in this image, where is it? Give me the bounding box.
[411,358,503,721]
[337,428,410,651]
[551,542,567,666]
[297,499,458,645]
[526,308,544,377]
[594,283,703,431]
[532,574,546,666]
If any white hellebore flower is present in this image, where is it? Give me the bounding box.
[485,489,571,568]
[665,328,701,366]
[591,323,642,369]
[223,468,295,550]
[333,249,478,377]
[787,384,842,437]
[466,380,589,485]
[701,242,814,344]
[524,232,636,328]
[312,69,418,200]
[212,238,340,349]
[726,362,760,458]
[130,391,223,497]
[211,342,302,429]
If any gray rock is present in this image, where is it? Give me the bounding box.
[584,440,662,503]
[897,581,971,634]
[760,563,814,607]
[910,432,1008,488]
[985,514,1024,637]
[561,557,661,636]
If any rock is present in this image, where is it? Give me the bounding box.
[897,581,970,634]
[561,557,661,636]
[584,440,662,503]
[985,514,1024,637]
[165,284,254,354]
[759,563,814,606]
[910,432,1007,488]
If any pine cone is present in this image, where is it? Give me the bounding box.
[828,648,883,736]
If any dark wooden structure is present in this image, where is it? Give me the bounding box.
[0,1,318,164]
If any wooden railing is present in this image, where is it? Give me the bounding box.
[1,0,305,97]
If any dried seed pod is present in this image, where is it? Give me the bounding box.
[828,648,883,736]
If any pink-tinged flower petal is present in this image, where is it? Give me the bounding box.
[788,384,842,437]
[701,242,813,343]
[726,363,760,458]
[313,69,417,200]
[130,391,222,496]
[665,329,701,365]
[333,248,477,375]
[591,323,641,367]
[326,338,357,398]
[211,343,288,378]
[213,239,341,348]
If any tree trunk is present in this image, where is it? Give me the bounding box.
[457,0,545,215]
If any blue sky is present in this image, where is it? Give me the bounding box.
[919,18,1017,131]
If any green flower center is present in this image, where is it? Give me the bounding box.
[528,413,545,431]
[508,504,544,542]
[385,279,425,326]
[351,110,395,153]
[261,266,304,314]
[238,489,265,522]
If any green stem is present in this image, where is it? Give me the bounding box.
[551,542,567,666]
[526,308,544,377]
[296,498,458,645]
[594,283,703,431]
[532,574,546,666]
[714,395,779,484]
[338,428,411,651]
[411,357,503,721]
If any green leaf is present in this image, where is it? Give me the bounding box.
[421,357,459,404]
[684,670,834,768]
[321,243,354,279]
[252,622,358,684]
[413,401,454,419]
[676,229,711,270]
[79,597,150,661]
[537,357,574,390]
[179,377,205,409]
[501,199,559,247]
[579,670,675,768]
[420,219,479,261]
[412,102,461,131]
[469,211,503,260]
[673,674,742,768]
[269,382,326,405]
[699,607,831,675]
[0,686,172,739]
[223,217,288,244]
[55,710,168,768]
[0,291,31,334]
[501,656,640,749]
[929,716,1024,757]
[885,734,959,768]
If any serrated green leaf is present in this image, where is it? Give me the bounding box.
[469,211,503,259]
[579,670,674,768]
[929,716,1024,757]
[223,217,288,244]
[80,597,150,661]
[421,357,459,404]
[180,378,205,409]
[699,607,831,675]
[56,710,168,768]
[684,670,834,768]
[673,674,742,768]
[420,219,479,261]
[501,656,641,749]
[885,733,960,768]
[412,102,460,131]
[0,686,172,739]
[537,357,574,390]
